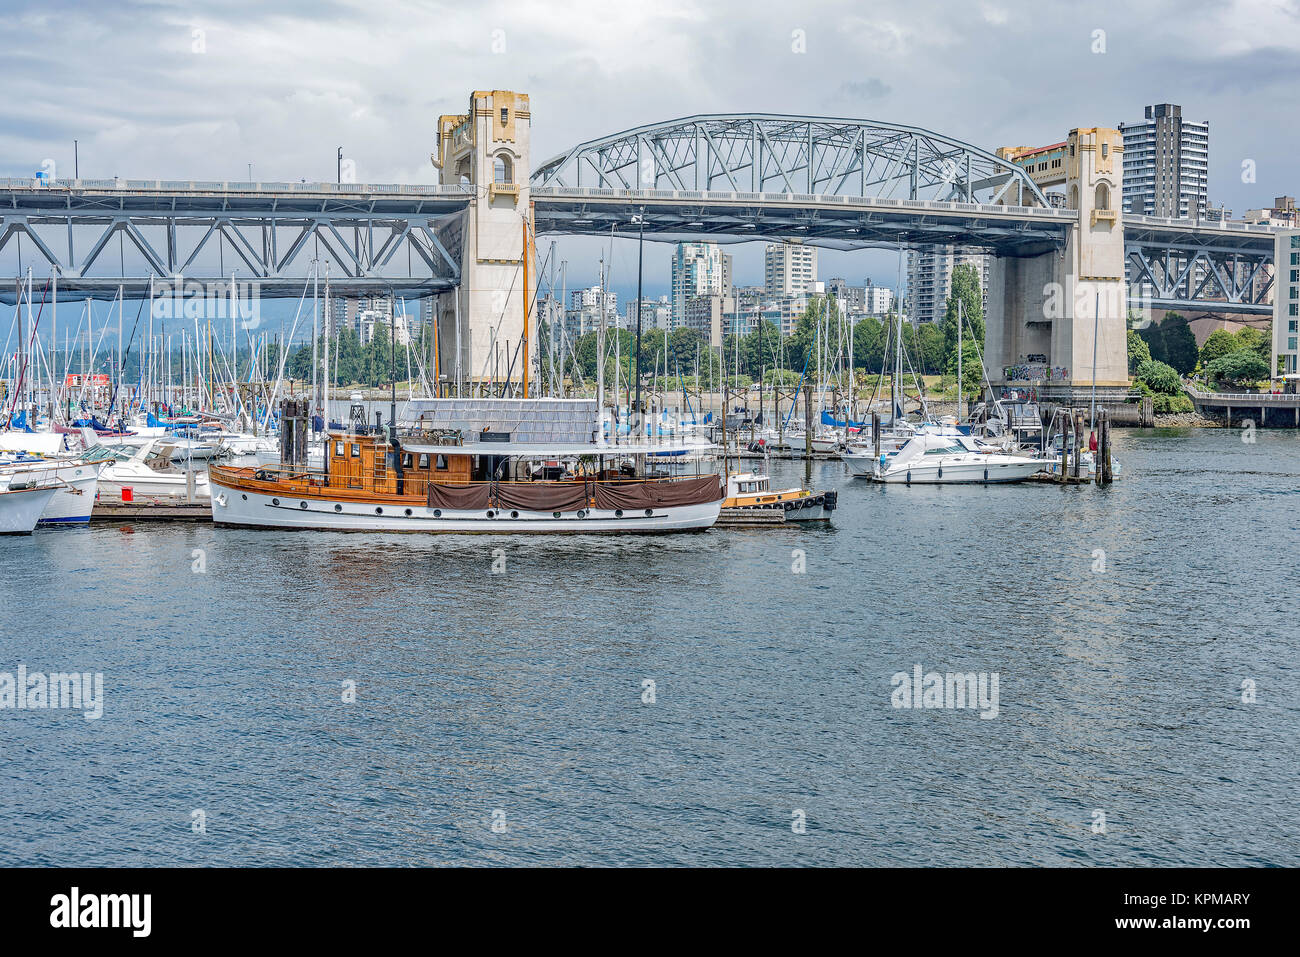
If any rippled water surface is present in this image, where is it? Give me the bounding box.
[2,427,1297,866]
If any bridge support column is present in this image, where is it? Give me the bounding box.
[431,91,536,394]
[989,128,1129,403]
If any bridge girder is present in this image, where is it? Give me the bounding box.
[532,113,1052,208]
[0,179,472,303]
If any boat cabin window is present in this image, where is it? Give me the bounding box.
[418,453,430,469]
[435,454,447,471]
[924,445,966,456]
[351,443,360,457]
[401,453,413,468]
[335,441,344,457]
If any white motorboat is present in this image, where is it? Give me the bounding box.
[867,431,1050,484]
[0,483,59,534]
[93,439,211,500]
[0,456,102,525]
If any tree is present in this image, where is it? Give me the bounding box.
[1127,329,1151,374]
[1134,359,1182,395]
[1206,350,1270,389]
[852,316,884,371]
[1158,314,1199,375]
[1234,327,1272,364]
[945,339,983,400]
[942,262,985,351]
[917,322,946,375]
[1198,329,1239,369]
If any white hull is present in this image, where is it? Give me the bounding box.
[209,477,720,533]
[0,486,58,534]
[98,468,211,500]
[876,458,1047,484]
[3,462,102,525]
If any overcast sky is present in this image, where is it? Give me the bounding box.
[2,0,1297,305]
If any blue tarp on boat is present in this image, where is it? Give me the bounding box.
[821,410,868,430]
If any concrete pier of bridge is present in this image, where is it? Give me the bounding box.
[986,127,1131,406]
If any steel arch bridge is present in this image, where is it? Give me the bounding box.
[531,113,1050,208]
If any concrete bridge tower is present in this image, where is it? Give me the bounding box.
[987,128,1129,400]
[431,90,535,393]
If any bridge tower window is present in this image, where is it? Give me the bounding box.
[494,153,513,185]
[1095,182,1110,210]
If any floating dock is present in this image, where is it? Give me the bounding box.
[715,507,790,527]
[91,497,212,523]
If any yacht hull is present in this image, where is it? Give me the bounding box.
[209,477,721,533]
[0,486,59,534]
[876,459,1047,484]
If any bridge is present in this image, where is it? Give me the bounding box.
[0,91,1281,395]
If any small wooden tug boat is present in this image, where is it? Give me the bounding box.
[208,398,724,533]
[720,472,837,523]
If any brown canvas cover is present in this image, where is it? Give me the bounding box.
[426,482,492,510]
[593,475,722,511]
[493,482,590,513]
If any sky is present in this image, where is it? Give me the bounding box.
[1,0,1297,326]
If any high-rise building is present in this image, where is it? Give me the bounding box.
[1273,230,1300,376]
[671,243,729,328]
[625,295,671,332]
[906,246,989,324]
[864,281,894,316]
[565,285,619,337]
[330,294,393,338]
[683,295,734,348]
[1118,104,1209,219]
[764,242,818,296]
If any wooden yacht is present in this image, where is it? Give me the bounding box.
[208,398,724,533]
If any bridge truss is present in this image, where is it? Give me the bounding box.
[532,114,1051,208]
[1124,215,1275,315]
[0,179,471,303]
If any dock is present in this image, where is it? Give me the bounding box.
[715,507,790,527]
[92,497,212,523]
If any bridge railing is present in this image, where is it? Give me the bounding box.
[0,177,475,196]
[1126,213,1278,235]
[531,186,1066,218]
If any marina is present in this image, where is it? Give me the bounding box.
[2,0,1297,918]
[2,426,1296,868]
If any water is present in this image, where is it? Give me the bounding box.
[2,428,1297,866]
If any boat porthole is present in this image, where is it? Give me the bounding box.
[487,510,495,518]
[241,494,247,500]
[299,501,307,509]
[645,509,653,517]
[577,509,586,518]
[375,507,383,515]
[553,511,561,519]
[404,508,413,517]
[510,510,519,519]
[334,504,342,513]
[614,509,623,518]
[272,498,280,506]
[433,509,442,518]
